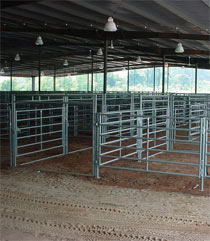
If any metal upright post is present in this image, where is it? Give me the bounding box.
[195,64,198,94]
[92,94,97,177]
[199,117,206,191]
[38,46,41,92]
[153,66,156,92]
[137,110,142,162]
[32,76,35,91]
[63,96,68,155]
[162,55,165,94]
[127,60,130,92]
[11,95,17,167]
[91,54,94,93]
[95,113,101,178]
[103,39,108,94]
[53,65,56,91]
[130,93,134,136]
[146,117,150,171]
[87,72,89,92]
[102,93,107,143]
[10,61,13,91]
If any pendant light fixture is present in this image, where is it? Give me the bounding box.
[136,56,142,63]
[110,40,114,49]
[63,59,69,66]
[35,36,44,46]
[0,68,5,74]
[97,48,103,56]
[104,17,117,32]
[99,64,103,70]
[14,53,21,61]
[175,42,184,53]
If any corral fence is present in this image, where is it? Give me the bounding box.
[0,91,209,190]
[94,108,209,191]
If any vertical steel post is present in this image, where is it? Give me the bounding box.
[11,95,17,167]
[119,113,122,158]
[127,60,130,92]
[162,55,165,94]
[10,61,13,91]
[195,64,198,94]
[146,117,150,171]
[65,96,69,154]
[87,72,89,92]
[103,39,108,94]
[40,110,43,150]
[153,66,156,92]
[166,101,170,151]
[130,93,134,136]
[91,55,94,93]
[92,94,97,177]
[54,65,56,91]
[38,46,41,92]
[102,93,107,143]
[199,117,206,191]
[32,76,35,91]
[137,110,142,162]
[95,113,101,178]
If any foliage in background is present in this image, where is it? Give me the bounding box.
[0,67,209,93]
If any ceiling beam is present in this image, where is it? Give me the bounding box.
[2,27,210,41]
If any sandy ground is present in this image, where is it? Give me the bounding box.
[1,168,210,241]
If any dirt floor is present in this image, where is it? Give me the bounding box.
[0,168,210,241]
[1,133,210,240]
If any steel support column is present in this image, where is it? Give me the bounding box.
[38,46,41,92]
[127,60,130,92]
[10,61,13,91]
[91,54,94,92]
[32,76,35,91]
[153,66,156,92]
[195,64,198,94]
[162,55,165,94]
[103,39,108,94]
[53,65,56,91]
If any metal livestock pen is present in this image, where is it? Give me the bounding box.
[0,91,209,190]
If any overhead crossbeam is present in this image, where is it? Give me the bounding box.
[1,27,210,41]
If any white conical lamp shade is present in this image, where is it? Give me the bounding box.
[63,59,69,66]
[99,64,103,70]
[136,56,142,63]
[97,48,103,56]
[110,40,114,49]
[14,53,20,61]
[175,42,184,53]
[35,36,44,45]
[0,68,5,74]
[104,17,117,32]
